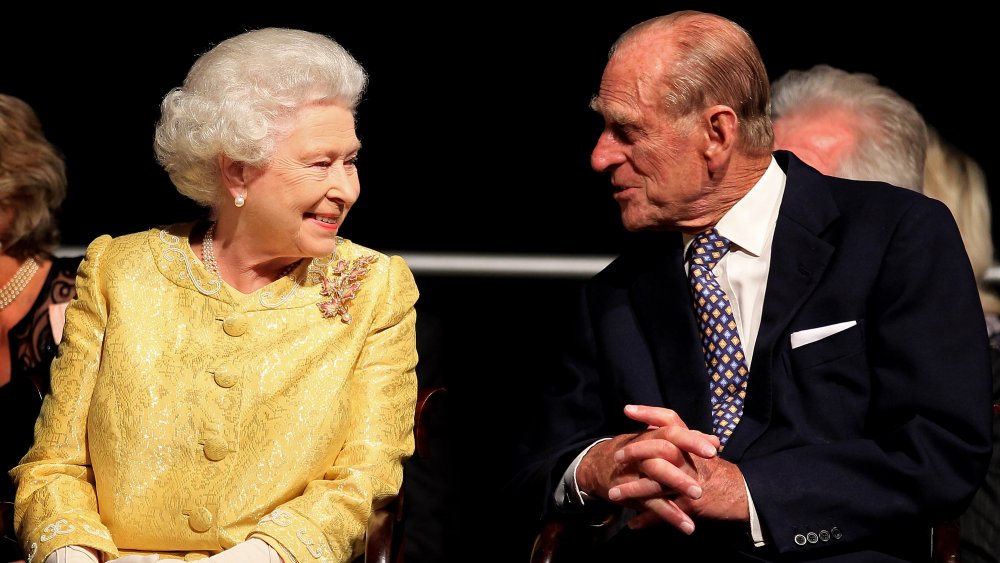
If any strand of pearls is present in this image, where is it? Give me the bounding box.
[202,223,301,281]
[0,258,40,311]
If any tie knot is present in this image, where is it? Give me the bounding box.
[689,228,731,271]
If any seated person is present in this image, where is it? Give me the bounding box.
[11,28,418,563]
[513,12,991,562]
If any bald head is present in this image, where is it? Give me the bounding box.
[608,11,774,157]
[773,105,861,176]
[589,11,775,233]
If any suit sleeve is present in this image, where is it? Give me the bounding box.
[509,284,620,521]
[740,199,993,553]
[11,236,121,563]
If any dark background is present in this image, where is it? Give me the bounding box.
[2,5,991,562]
[0,5,992,254]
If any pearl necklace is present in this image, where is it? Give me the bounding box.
[0,258,40,311]
[202,223,301,281]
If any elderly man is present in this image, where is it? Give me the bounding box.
[515,10,991,562]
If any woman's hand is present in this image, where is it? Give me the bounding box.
[206,538,282,563]
[43,546,100,563]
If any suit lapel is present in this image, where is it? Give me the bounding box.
[724,152,839,458]
[629,233,713,433]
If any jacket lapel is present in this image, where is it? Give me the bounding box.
[724,152,839,458]
[629,233,713,433]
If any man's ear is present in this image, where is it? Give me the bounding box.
[219,154,246,199]
[703,104,738,173]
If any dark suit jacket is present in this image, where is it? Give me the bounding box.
[514,152,993,562]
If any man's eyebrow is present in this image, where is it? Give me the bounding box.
[590,98,638,128]
[589,95,602,113]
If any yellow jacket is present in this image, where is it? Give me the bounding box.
[11,223,418,563]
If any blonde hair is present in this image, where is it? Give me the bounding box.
[923,127,999,314]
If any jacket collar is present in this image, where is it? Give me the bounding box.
[627,152,842,456]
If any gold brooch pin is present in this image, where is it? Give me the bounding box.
[316,255,378,323]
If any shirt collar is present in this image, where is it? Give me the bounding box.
[713,156,785,257]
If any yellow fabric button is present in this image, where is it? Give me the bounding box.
[184,553,209,561]
[213,371,237,388]
[188,507,213,532]
[222,315,248,337]
[202,438,229,461]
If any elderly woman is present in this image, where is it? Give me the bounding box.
[0,93,82,562]
[11,28,418,563]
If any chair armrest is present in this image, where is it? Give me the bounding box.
[414,387,446,459]
[530,518,566,563]
[363,387,446,563]
[530,511,616,563]
[932,519,960,563]
[365,503,397,563]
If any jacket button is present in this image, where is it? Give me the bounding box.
[831,527,843,540]
[794,534,807,546]
[223,315,248,337]
[213,371,237,388]
[184,554,208,561]
[819,529,831,542]
[188,507,213,532]
[806,532,819,544]
[201,437,229,461]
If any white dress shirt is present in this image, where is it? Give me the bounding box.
[558,157,787,547]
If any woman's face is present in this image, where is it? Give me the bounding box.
[241,102,361,259]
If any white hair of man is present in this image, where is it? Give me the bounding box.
[772,64,927,191]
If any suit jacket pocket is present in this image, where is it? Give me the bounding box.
[789,320,865,371]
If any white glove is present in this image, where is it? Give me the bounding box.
[105,556,160,563]
[43,546,100,563]
[207,539,282,562]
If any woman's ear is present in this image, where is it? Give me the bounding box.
[219,154,245,199]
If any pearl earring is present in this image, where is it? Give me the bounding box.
[234,193,246,208]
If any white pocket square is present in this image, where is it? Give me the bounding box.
[790,321,857,349]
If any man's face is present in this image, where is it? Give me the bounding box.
[773,106,858,176]
[589,40,709,233]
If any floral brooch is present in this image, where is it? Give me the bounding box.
[315,254,378,323]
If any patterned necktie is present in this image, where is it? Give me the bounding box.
[688,228,749,448]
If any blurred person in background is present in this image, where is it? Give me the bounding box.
[923,128,1000,563]
[0,93,82,563]
[771,64,926,191]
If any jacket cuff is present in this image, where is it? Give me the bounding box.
[250,508,336,563]
[23,516,118,563]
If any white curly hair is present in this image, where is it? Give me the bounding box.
[153,27,367,206]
